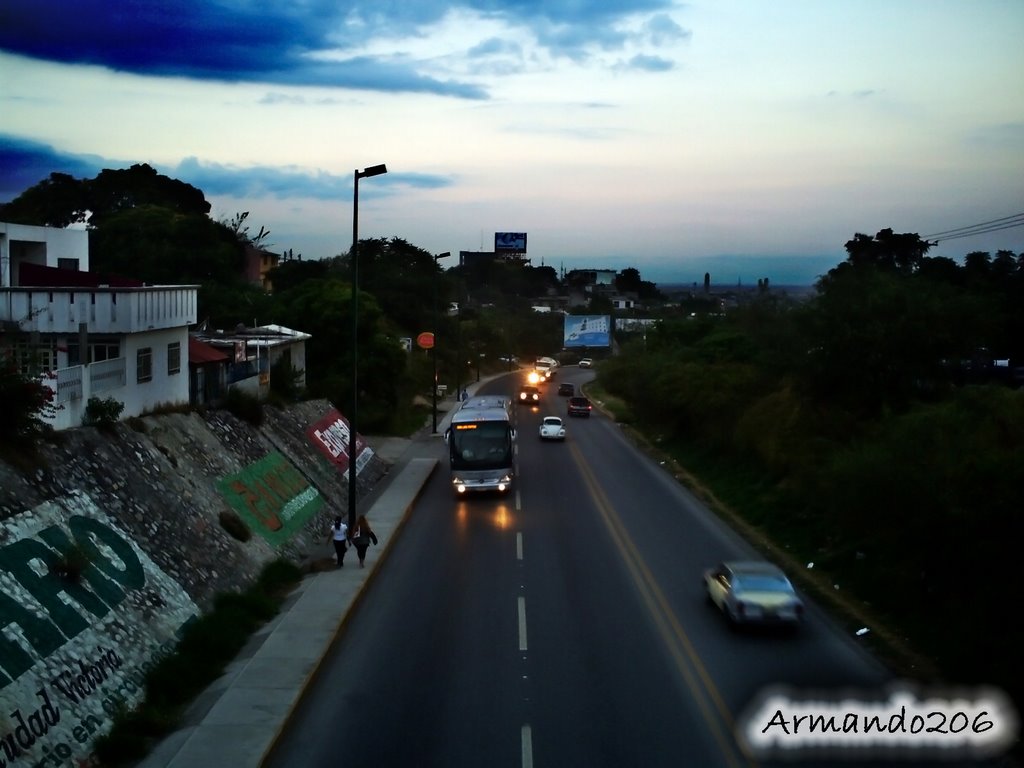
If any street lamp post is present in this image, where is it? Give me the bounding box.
[349,162,387,532]
[432,252,450,434]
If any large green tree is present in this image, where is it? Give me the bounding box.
[0,163,209,227]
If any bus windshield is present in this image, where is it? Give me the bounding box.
[449,421,512,470]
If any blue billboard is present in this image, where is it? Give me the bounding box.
[495,232,527,252]
[564,315,611,348]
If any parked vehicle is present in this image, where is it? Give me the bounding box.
[567,396,591,417]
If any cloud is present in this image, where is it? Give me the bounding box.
[0,136,454,205]
[0,136,107,202]
[0,0,679,97]
[643,13,691,46]
[620,54,674,73]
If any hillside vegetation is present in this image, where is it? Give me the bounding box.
[598,230,1023,712]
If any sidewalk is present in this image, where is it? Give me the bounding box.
[136,381,491,768]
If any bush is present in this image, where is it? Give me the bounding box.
[93,559,302,765]
[0,357,58,447]
[223,387,264,425]
[218,509,252,541]
[83,396,125,431]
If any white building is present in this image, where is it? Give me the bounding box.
[191,323,311,401]
[1,222,198,431]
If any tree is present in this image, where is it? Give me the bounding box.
[0,355,58,446]
[89,205,245,285]
[223,211,271,248]
[0,172,90,227]
[0,163,210,227]
[843,228,931,273]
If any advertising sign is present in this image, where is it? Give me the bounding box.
[564,315,611,348]
[306,408,375,476]
[494,232,527,252]
[217,451,324,545]
[0,492,199,766]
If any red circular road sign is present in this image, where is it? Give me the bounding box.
[417,332,435,349]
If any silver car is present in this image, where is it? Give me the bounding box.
[704,560,804,628]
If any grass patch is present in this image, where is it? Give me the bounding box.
[581,381,635,423]
[92,559,302,767]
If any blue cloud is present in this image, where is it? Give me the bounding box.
[0,0,679,96]
[621,54,674,72]
[0,136,107,202]
[173,158,454,200]
[0,136,454,204]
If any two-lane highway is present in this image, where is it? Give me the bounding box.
[264,372,1006,768]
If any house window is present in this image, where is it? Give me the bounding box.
[168,341,181,375]
[69,338,121,365]
[11,340,56,376]
[137,347,153,383]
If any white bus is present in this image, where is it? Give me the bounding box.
[447,396,516,496]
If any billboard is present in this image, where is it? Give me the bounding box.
[495,232,527,252]
[306,408,375,476]
[564,315,611,348]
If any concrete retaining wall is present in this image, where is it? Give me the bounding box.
[0,400,386,766]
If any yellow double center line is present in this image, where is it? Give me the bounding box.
[570,442,756,768]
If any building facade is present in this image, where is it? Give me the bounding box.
[1,222,198,430]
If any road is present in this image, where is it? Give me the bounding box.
[264,371,1011,768]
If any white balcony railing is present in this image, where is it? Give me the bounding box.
[1,285,198,334]
[55,365,83,404]
[90,357,126,393]
[47,357,126,404]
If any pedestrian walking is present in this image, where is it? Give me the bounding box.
[326,516,349,567]
[350,514,379,568]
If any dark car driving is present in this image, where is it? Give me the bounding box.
[567,396,591,417]
[518,385,541,404]
[557,382,575,396]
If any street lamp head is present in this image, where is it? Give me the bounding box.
[357,163,388,179]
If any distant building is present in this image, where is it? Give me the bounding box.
[244,245,280,291]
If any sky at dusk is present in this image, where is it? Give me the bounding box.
[2,0,1023,285]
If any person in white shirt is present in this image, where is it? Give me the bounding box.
[326,516,349,567]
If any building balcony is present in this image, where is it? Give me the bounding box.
[1,285,198,334]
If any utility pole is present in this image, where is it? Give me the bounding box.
[432,252,449,433]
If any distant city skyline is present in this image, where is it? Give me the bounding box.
[2,1,1022,287]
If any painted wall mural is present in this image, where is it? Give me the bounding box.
[0,492,199,767]
[216,450,324,545]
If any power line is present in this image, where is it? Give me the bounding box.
[923,212,1024,244]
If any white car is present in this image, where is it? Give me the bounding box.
[704,561,804,629]
[578,357,593,368]
[538,416,566,441]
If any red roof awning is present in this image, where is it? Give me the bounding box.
[189,337,229,364]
